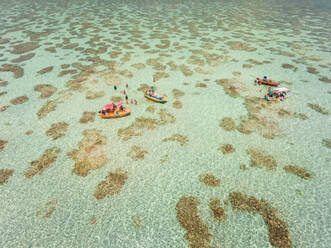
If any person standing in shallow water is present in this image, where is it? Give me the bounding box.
[114,85,117,90]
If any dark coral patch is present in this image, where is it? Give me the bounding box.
[163,134,188,146]
[79,112,96,123]
[24,147,61,178]
[37,66,53,75]
[46,122,69,140]
[218,144,235,154]
[199,174,220,187]
[283,165,312,179]
[307,103,329,115]
[322,139,331,148]
[210,199,226,222]
[11,42,39,54]
[0,64,24,78]
[247,149,277,170]
[10,95,29,105]
[176,197,212,248]
[127,146,148,160]
[220,117,236,131]
[229,192,292,248]
[94,168,128,200]
[34,84,57,98]
[11,53,35,63]
[0,169,14,185]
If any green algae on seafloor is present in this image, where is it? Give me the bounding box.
[283,165,313,179]
[127,146,148,160]
[247,149,277,170]
[199,174,220,187]
[218,144,235,154]
[24,147,61,178]
[45,122,69,140]
[94,168,128,200]
[176,197,212,248]
[229,192,292,248]
[163,133,189,146]
[210,199,226,222]
[0,169,14,185]
[34,84,57,99]
[307,103,329,115]
[68,129,109,177]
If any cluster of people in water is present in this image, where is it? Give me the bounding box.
[145,86,163,100]
[265,87,288,101]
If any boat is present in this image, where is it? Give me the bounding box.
[99,103,131,118]
[265,87,290,101]
[257,79,280,86]
[144,92,168,103]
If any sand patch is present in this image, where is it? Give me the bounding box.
[0,169,14,185]
[68,129,109,177]
[229,192,292,248]
[283,165,312,179]
[34,84,57,98]
[210,199,226,222]
[247,149,277,171]
[37,91,72,119]
[127,146,148,160]
[176,197,212,248]
[94,168,128,200]
[24,147,61,178]
[163,133,188,146]
[46,122,69,140]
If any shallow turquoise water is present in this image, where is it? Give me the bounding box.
[0,0,330,247]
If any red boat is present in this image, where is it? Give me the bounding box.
[255,78,280,86]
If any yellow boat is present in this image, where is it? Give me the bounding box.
[144,93,168,103]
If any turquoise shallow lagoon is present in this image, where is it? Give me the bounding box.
[0,0,330,247]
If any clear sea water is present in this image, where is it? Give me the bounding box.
[0,0,330,247]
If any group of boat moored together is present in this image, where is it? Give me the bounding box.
[98,76,290,119]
